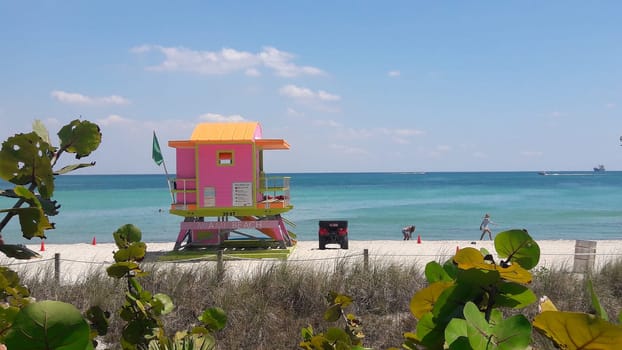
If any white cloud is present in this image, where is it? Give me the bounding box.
[388,70,401,77]
[198,113,247,122]
[286,107,303,117]
[259,47,324,77]
[245,68,261,77]
[51,90,130,106]
[279,85,340,102]
[313,119,342,128]
[605,103,616,109]
[98,114,133,126]
[132,45,324,77]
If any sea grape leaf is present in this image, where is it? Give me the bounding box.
[495,281,537,309]
[4,300,91,350]
[0,132,55,198]
[85,305,110,336]
[55,162,96,175]
[462,302,491,349]
[0,207,52,240]
[534,311,622,349]
[490,314,532,350]
[57,119,102,159]
[324,304,341,322]
[32,119,52,147]
[538,295,558,313]
[462,302,532,350]
[113,224,143,248]
[113,242,147,262]
[106,261,140,278]
[587,280,608,321]
[415,312,445,350]
[324,327,352,345]
[152,293,174,316]
[199,307,227,331]
[456,266,501,288]
[445,318,469,349]
[410,280,454,319]
[494,229,540,270]
[453,247,532,284]
[425,261,452,283]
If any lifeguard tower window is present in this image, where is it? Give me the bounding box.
[217,151,233,166]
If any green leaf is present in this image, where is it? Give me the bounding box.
[152,293,174,315]
[199,307,227,331]
[491,314,532,350]
[301,325,314,341]
[55,162,96,175]
[85,305,110,336]
[57,119,102,159]
[32,120,52,146]
[425,261,452,283]
[106,262,140,278]
[587,279,608,321]
[462,301,491,349]
[324,327,351,345]
[0,132,55,198]
[495,282,537,309]
[415,312,445,350]
[113,224,143,248]
[324,304,342,322]
[445,318,469,349]
[0,207,53,240]
[494,229,540,270]
[4,300,91,350]
[461,302,532,350]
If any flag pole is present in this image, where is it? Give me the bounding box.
[153,131,175,203]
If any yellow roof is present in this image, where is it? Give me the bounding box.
[169,122,289,149]
[190,122,259,141]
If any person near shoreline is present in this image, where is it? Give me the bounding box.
[479,213,494,240]
[402,225,416,240]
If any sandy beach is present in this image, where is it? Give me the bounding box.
[1,239,621,283]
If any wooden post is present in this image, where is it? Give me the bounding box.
[54,253,60,284]
[573,240,597,273]
[363,249,369,272]
[217,250,224,282]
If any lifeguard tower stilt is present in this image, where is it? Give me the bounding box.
[167,122,295,250]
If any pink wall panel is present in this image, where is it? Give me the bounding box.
[197,143,255,207]
[175,148,196,179]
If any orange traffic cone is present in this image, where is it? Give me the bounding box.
[92,236,97,245]
[417,235,421,244]
[40,240,45,252]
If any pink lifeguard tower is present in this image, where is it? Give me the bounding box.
[167,121,295,250]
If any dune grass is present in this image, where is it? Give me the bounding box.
[22,257,622,350]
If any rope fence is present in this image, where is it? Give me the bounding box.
[3,241,622,283]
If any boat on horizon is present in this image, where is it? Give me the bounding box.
[593,164,605,172]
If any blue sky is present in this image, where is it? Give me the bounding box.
[1,1,621,174]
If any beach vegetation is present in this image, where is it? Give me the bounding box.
[106,223,226,350]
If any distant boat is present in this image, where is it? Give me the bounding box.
[593,165,605,172]
[538,171,549,176]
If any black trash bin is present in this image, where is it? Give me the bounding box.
[318,220,348,250]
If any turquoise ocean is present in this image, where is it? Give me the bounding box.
[1,172,621,244]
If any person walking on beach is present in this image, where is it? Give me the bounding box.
[402,225,416,240]
[479,214,494,240]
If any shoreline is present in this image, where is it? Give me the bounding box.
[3,239,621,283]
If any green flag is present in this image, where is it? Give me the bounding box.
[152,131,164,166]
